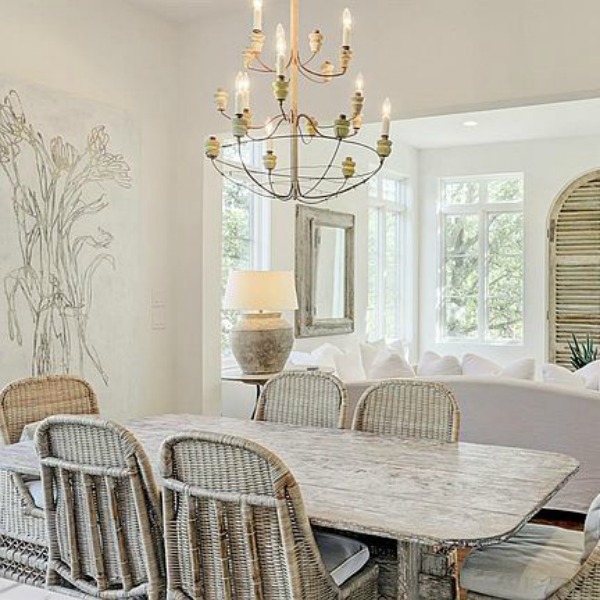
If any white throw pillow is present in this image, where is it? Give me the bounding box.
[368,352,415,380]
[501,358,536,381]
[577,360,600,391]
[310,343,344,370]
[417,351,462,376]
[359,341,384,376]
[334,347,367,382]
[542,363,586,389]
[462,353,502,376]
[583,492,600,560]
[388,339,407,359]
[288,351,316,367]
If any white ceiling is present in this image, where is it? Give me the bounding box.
[127,0,242,22]
[395,98,600,149]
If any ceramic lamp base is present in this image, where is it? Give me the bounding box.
[231,312,294,375]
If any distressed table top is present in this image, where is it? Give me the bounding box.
[0,414,579,547]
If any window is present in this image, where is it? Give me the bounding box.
[439,174,524,343]
[221,143,270,354]
[367,173,409,342]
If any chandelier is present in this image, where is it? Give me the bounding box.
[204,0,393,205]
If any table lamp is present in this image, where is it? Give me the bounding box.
[223,270,298,374]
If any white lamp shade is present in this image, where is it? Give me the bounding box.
[223,271,298,311]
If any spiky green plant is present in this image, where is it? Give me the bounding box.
[0,90,131,384]
[568,334,598,370]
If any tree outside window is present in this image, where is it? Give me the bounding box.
[439,174,524,343]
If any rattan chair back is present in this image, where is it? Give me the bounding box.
[0,375,98,445]
[161,431,348,599]
[254,371,347,428]
[352,379,460,442]
[36,416,164,599]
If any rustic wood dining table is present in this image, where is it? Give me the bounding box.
[0,414,579,600]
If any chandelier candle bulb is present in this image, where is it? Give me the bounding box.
[382,97,392,136]
[214,88,229,112]
[234,71,244,115]
[265,121,274,151]
[309,30,323,53]
[253,0,263,31]
[342,8,352,47]
[276,24,287,77]
[241,73,251,111]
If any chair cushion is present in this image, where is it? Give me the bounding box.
[460,524,583,600]
[314,530,369,586]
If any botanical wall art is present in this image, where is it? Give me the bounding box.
[0,79,140,400]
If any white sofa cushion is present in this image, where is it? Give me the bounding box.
[502,358,536,381]
[290,343,344,370]
[368,352,415,380]
[462,354,535,380]
[334,347,367,382]
[577,360,600,391]
[462,353,502,376]
[359,340,386,376]
[542,363,586,389]
[417,351,462,376]
[314,530,370,586]
[584,492,600,560]
[460,523,582,600]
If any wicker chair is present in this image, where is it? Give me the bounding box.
[254,371,347,429]
[0,375,99,445]
[0,375,99,587]
[35,416,165,599]
[351,379,460,442]
[160,431,379,600]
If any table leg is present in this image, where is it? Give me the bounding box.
[397,541,420,600]
[396,541,458,600]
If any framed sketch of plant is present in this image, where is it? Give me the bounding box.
[0,90,132,384]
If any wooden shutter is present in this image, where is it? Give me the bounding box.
[549,170,600,367]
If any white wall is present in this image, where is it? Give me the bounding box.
[419,135,600,366]
[0,0,178,418]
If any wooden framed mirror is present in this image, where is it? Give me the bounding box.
[295,205,355,338]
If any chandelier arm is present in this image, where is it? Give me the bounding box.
[298,61,348,80]
[302,139,342,196]
[249,56,276,73]
[300,51,319,68]
[217,110,233,121]
[213,159,294,201]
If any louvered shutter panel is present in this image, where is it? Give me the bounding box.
[549,171,600,367]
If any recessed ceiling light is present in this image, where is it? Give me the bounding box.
[463,120,478,127]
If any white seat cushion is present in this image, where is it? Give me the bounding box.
[460,524,583,600]
[314,530,369,586]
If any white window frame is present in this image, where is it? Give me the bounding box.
[437,173,524,344]
[367,171,409,343]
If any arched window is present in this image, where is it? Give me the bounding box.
[548,170,600,367]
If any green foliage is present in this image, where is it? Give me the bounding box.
[568,334,598,370]
[442,176,523,341]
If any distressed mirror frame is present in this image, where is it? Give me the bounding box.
[295,205,355,338]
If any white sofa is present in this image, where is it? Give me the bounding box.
[345,375,600,514]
